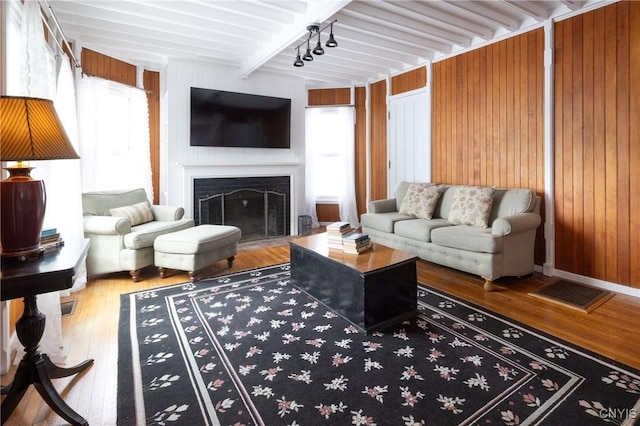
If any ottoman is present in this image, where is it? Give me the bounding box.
[154,225,241,282]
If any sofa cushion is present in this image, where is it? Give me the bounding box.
[488,189,536,222]
[447,186,495,227]
[394,218,452,242]
[398,183,443,219]
[360,212,413,233]
[110,201,154,226]
[123,219,194,250]
[431,225,503,254]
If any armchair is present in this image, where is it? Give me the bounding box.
[82,188,194,281]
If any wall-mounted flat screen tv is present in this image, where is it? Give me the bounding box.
[190,87,291,149]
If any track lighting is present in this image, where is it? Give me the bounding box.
[302,35,314,61]
[312,30,325,55]
[326,22,338,48]
[293,46,304,67]
[292,20,337,68]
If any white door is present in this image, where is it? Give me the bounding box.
[388,89,430,197]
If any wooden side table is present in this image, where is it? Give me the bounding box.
[1,239,93,426]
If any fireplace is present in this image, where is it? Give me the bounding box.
[194,176,290,242]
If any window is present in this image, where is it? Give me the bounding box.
[305,106,355,202]
[305,106,359,227]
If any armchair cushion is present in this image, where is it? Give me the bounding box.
[109,201,154,226]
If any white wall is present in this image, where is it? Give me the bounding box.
[161,59,307,234]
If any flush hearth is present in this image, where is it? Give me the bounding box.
[194,176,290,242]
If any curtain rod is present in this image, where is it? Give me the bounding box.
[38,0,81,68]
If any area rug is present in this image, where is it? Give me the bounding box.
[118,264,640,425]
[529,280,613,313]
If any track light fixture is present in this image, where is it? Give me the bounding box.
[293,46,304,67]
[326,22,338,48]
[302,35,314,61]
[292,20,337,68]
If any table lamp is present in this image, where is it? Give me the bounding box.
[1,96,79,260]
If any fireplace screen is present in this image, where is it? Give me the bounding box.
[199,189,287,242]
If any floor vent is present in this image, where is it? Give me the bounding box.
[529,280,613,312]
[61,300,77,316]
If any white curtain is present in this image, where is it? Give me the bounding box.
[15,0,66,364]
[304,112,320,228]
[305,106,359,228]
[76,75,154,199]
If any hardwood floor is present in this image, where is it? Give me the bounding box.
[2,243,639,425]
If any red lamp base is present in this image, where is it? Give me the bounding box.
[0,166,47,261]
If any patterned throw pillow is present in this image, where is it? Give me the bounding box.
[399,183,443,219]
[110,201,154,226]
[447,186,495,227]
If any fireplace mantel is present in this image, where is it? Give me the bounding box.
[179,162,303,236]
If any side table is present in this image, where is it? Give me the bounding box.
[1,239,93,426]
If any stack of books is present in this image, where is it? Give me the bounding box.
[40,228,65,252]
[326,221,354,250]
[342,232,372,255]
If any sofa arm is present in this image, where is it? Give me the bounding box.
[83,215,131,235]
[368,198,398,213]
[492,213,541,236]
[151,205,185,221]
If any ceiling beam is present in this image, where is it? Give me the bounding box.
[240,0,352,79]
[499,0,549,22]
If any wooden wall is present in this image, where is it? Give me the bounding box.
[307,87,351,106]
[431,29,546,265]
[355,86,367,220]
[369,80,388,201]
[143,70,160,204]
[81,48,136,87]
[554,1,640,288]
[391,66,427,96]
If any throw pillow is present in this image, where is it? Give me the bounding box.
[109,201,154,226]
[399,183,443,219]
[447,186,495,227]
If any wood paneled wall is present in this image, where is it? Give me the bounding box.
[308,87,351,106]
[143,70,160,204]
[554,2,639,288]
[431,29,546,264]
[369,80,388,201]
[355,86,367,219]
[81,48,136,87]
[391,66,426,95]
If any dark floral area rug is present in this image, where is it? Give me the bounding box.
[117,264,640,425]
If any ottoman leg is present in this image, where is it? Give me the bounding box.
[158,267,169,279]
[189,271,199,283]
[227,256,235,268]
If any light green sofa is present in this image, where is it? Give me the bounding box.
[361,182,542,291]
[82,188,194,281]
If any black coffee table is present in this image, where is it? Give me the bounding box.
[290,233,418,333]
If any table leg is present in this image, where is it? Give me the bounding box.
[1,295,94,426]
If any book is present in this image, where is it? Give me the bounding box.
[342,232,369,245]
[326,222,353,237]
[40,233,62,244]
[41,238,65,253]
[326,221,350,232]
[40,228,58,237]
[343,241,373,254]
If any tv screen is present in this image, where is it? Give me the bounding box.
[190,87,291,149]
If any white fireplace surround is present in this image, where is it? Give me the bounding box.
[179,162,303,236]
